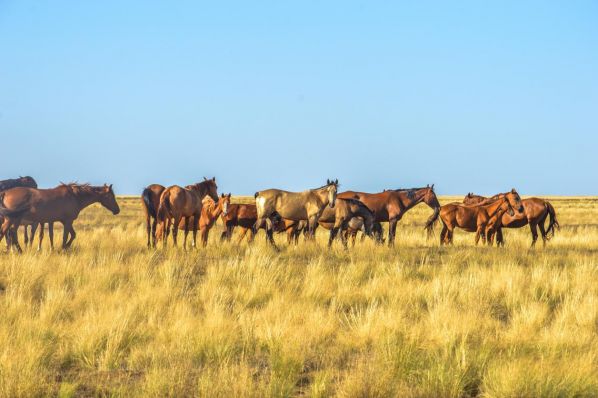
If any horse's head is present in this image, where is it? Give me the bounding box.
[326,179,338,208]
[202,177,219,202]
[422,184,440,209]
[220,193,231,216]
[19,176,37,189]
[506,188,524,214]
[99,184,120,215]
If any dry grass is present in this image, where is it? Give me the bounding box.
[0,196,597,397]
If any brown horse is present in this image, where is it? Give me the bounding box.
[254,179,338,248]
[0,183,120,252]
[156,178,218,249]
[141,183,165,247]
[174,193,231,247]
[463,193,559,246]
[437,189,524,245]
[316,198,375,248]
[220,204,305,244]
[338,185,440,247]
[0,176,38,248]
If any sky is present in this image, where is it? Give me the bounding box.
[1,1,597,195]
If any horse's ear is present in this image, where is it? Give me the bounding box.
[335,179,338,185]
[109,184,113,191]
[227,193,231,198]
[431,184,434,190]
[212,177,216,182]
[511,188,516,193]
[203,177,208,181]
[327,179,330,184]
[221,193,225,198]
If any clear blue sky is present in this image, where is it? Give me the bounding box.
[1,1,597,195]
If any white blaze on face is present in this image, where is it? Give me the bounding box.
[223,201,228,215]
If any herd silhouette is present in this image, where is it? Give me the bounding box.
[0,176,559,253]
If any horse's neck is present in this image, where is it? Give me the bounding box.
[400,190,425,211]
[484,199,505,216]
[72,191,101,211]
[313,189,329,206]
[203,203,222,226]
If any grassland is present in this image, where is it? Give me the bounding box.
[0,196,597,397]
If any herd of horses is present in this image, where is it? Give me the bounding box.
[0,176,559,253]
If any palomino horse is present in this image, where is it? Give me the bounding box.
[437,189,524,245]
[254,179,338,248]
[0,183,120,252]
[220,205,305,244]
[0,176,38,248]
[316,198,375,248]
[156,178,218,249]
[338,185,440,247]
[141,183,166,247]
[175,193,231,247]
[463,193,559,247]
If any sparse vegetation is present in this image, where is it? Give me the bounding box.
[0,196,597,397]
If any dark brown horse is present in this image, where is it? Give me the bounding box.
[141,184,166,247]
[463,193,559,246]
[316,198,375,248]
[0,176,38,248]
[0,183,120,252]
[437,190,524,245]
[338,185,440,246]
[220,204,305,244]
[156,178,218,249]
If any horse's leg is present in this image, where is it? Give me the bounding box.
[23,225,29,247]
[475,227,482,245]
[29,223,39,248]
[440,224,447,245]
[529,222,539,248]
[237,227,248,243]
[151,217,158,248]
[388,218,398,247]
[171,216,181,247]
[48,223,54,250]
[37,223,44,251]
[538,222,548,247]
[183,217,190,251]
[192,215,199,249]
[496,228,504,247]
[146,214,152,248]
[64,222,76,249]
[10,221,23,253]
[265,218,278,248]
[328,227,338,247]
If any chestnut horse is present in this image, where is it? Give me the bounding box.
[174,193,231,247]
[141,183,165,247]
[437,189,524,245]
[463,193,559,247]
[316,198,375,248]
[254,179,338,248]
[338,185,440,247]
[220,204,305,244]
[156,178,218,249]
[0,183,120,252]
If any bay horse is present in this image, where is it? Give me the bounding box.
[174,193,231,247]
[0,176,38,248]
[141,184,165,247]
[156,178,218,249]
[463,193,559,247]
[220,204,305,244]
[316,198,375,248]
[437,189,524,245]
[0,183,120,252]
[338,185,440,247]
[254,179,338,248]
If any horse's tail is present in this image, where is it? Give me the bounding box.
[545,201,560,240]
[424,206,441,238]
[0,196,30,218]
[141,188,157,219]
[156,190,172,223]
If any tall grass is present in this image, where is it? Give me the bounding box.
[0,196,596,397]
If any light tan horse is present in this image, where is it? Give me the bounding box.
[0,183,120,252]
[254,179,338,248]
[156,178,218,249]
[438,189,524,245]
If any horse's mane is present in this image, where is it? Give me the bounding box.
[187,179,217,191]
[60,182,104,195]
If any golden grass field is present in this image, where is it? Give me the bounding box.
[1,195,597,397]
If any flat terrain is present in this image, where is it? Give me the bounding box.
[1,196,597,397]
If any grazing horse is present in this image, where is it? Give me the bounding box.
[316,198,375,248]
[156,178,218,249]
[254,179,338,248]
[463,193,559,247]
[437,189,524,245]
[220,204,306,244]
[141,184,166,247]
[0,183,120,252]
[0,176,38,247]
[175,193,231,247]
[338,185,440,247]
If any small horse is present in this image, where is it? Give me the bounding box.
[338,185,440,247]
[463,193,559,247]
[316,198,375,248]
[0,183,120,252]
[141,183,166,247]
[438,189,524,245]
[220,204,305,244]
[156,178,218,249]
[254,179,338,248]
[175,193,231,247]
